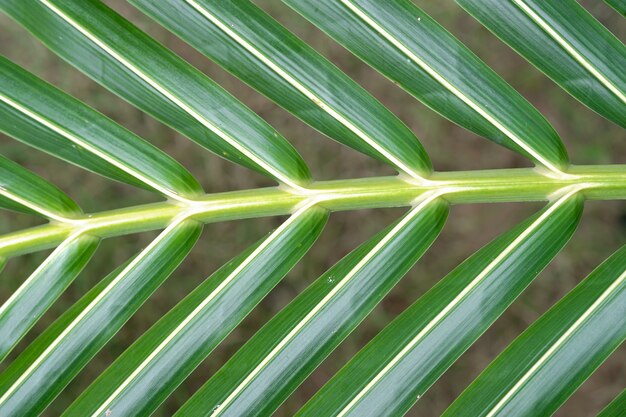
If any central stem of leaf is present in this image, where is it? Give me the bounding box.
[2,165,625,258]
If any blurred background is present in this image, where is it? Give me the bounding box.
[0,1,625,415]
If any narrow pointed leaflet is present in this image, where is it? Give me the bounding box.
[175,193,448,417]
[296,188,583,417]
[598,389,626,417]
[0,57,202,201]
[443,245,626,417]
[0,154,81,221]
[285,0,568,174]
[457,0,626,130]
[63,206,328,417]
[605,0,626,16]
[128,0,432,181]
[0,218,202,417]
[0,233,99,362]
[0,0,311,189]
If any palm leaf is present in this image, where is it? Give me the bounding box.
[0,233,99,361]
[128,0,432,181]
[0,0,310,189]
[0,154,80,220]
[0,220,201,416]
[0,1,623,416]
[295,189,583,417]
[0,57,201,200]
[285,0,569,174]
[176,195,448,416]
[63,206,328,417]
[457,0,626,130]
[443,245,626,417]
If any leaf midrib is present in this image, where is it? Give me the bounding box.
[1,166,624,260]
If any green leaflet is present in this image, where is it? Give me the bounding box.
[175,193,448,417]
[128,0,432,181]
[0,259,132,410]
[63,206,328,417]
[0,57,202,201]
[0,219,202,416]
[285,0,568,174]
[598,389,626,417]
[296,189,583,417]
[443,245,626,417]
[0,234,99,362]
[0,153,81,220]
[605,0,626,16]
[0,0,311,189]
[457,0,626,130]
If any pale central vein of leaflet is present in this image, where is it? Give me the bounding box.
[90,202,318,417]
[182,0,427,182]
[0,216,191,406]
[0,172,77,223]
[335,186,580,416]
[39,0,308,193]
[339,0,566,177]
[513,0,626,107]
[210,190,442,416]
[485,268,626,417]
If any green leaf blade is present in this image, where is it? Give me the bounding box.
[296,190,583,417]
[0,219,202,417]
[443,245,626,417]
[0,0,311,189]
[129,0,432,180]
[0,234,99,362]
[605,0,626,16]
[0,56,202,201]
[0,154,81,220]
[62,206,328,417]
[457,0,626,130]
[175,194,448,417]
[285,0,569,173]
[598,389,626,417]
